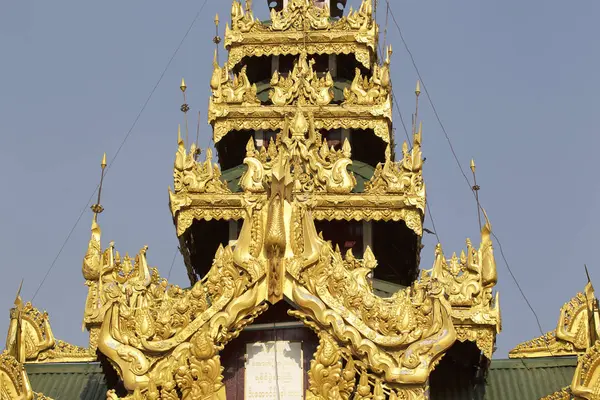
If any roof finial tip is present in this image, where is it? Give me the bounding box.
[415,80,421,96]
[180,77,187,92]
[470,158,476,173]
[101,152,107,169]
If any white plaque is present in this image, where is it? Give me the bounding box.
[245,341,303,400]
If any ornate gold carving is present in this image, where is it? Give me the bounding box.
[5,288,93,364]
[306,332,355,400]
[240,109,356,194]
[172,137,230,195]
[269,0,331,31]
[343,48,391,106]
[510,281,598,359]
[270,53,334,106]
[540,388,574,400]
[421,213,500,358]
[0,352,34,400]
[571,340,600,400]
[210,51,260,106]
[209,102,392,144]
[365,129,425,213]
[224,0,377,69]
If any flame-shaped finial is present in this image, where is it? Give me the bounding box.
[101,152,107,169]
[214,13,219,26]
[470,158,476,173]
[415,80,421,96]
[180,78,187,93]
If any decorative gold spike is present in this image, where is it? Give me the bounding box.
[178,124,182,143]
[91,152,107,215]
[470,158,476,173]
[214,13,219,26]
[180,78,187,92]
[415,79,421,96]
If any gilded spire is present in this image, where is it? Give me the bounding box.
[90,153,107,217]
[180,78,190,146]
[470,158,482,230]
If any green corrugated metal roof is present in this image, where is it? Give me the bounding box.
[22,357,577,399]
[485,357,576,400]
[26,362,107,400]
[221,160,375,193]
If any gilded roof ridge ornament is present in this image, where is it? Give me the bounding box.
[364,124,425,212]
[209,50,260,107]
[510,279,599,359]
[5,284,94,363]
[422,212,500,358]
[225,0,377,69]
[343,49,391,106]
[270,52,334,106]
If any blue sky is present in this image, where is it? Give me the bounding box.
[0,0,598,359]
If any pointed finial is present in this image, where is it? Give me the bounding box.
[215,13,219,26]
[470,158,476,173]
[91,152,107,215]
[180,78,187,93]
[415,80,421,96]
[14,280,24,309]
[585,265,592,285]
[177,124,182,143]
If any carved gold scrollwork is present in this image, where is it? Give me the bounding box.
[172,136,230,195]
[343,47,392,106]
[510,280,598,359]
[210,50,260,106]
[224,0,377,69]
[0,351,54,400]
[270,53,334,106]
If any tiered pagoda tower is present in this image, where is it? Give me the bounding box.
[20,0,600,399]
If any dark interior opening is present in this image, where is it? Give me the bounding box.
[350,129,386,167]
[314,220,364,257]
[372,220,420,286]
[337,53,370,82]
[234,56,272,85]
[320,128,343,150]
[311,53,330,74]
[216,130,253,170]
[180,219,231,282]
[278,54,296,75]
[429,341,488,400]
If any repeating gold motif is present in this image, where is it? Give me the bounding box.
[364,129,425,213]
[269,53,334,106]
[209,103,392,144]
[343,47,392,106]
[210,51,260,106]
[225,0,377,69]
[510,282,599,359]
[5,286,93,364]
[420,213,500,358]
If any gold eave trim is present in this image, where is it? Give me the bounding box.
[209,102,392,144]
[225,29,377,69]
[171,192,423,237]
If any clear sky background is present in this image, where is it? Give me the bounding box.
[0,0,598,359]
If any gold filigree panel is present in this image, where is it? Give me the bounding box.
[225,0,377,69]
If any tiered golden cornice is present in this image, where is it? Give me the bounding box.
[208,70,392,145]
[225,0,378,69]
[509,283,599,359]
[173,108,422,238]
[88,103,453,399]
[421,214,501,359]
